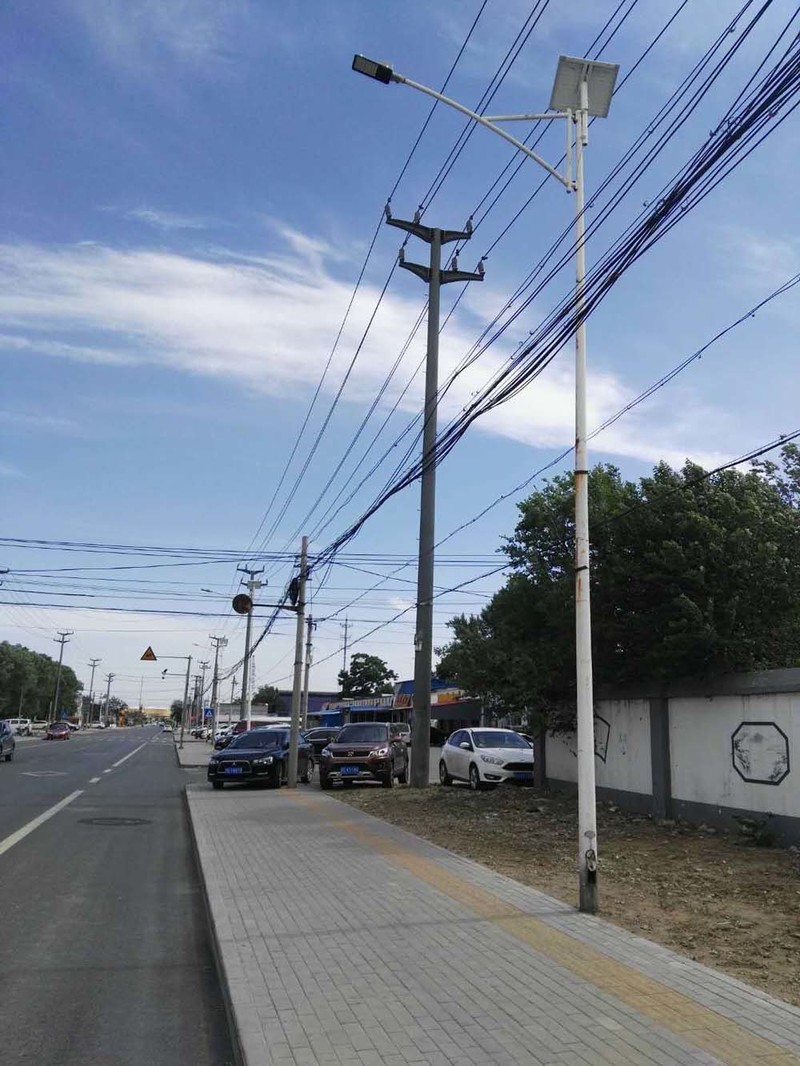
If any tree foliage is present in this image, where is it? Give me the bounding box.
[436,448,800,725]
[170,699,183,721]
[252,684,280,710]
[338,653,398,698]
[0,641,82,719]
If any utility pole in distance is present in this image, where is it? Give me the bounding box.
[287,536,308,788]
[86,658,101,727]
[340,618,349,675]
[103,672,115,726]
[385,205,484,789]
[236,566,264,730]
[209,636,228,741]
[198,660,209,730]
[301,615,315,730]
[51,630,73,722]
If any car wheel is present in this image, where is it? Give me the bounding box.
[300,759,314,785]
[468,763,482,792]
[381,771,394,789]
[267,767,282,790]
[439,760,452,786]
[319,773,332,791]
[212,781,223,790]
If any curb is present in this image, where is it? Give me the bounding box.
[182,787,245,1066]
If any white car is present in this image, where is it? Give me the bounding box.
[439,727,534,791]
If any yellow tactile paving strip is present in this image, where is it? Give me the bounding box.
[293,792,799,1065]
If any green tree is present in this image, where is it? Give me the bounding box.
[437,448,800,725]
[338,653,398,698]
[170,699,183,722]
[0,641,82,720]
[252,684,280,710]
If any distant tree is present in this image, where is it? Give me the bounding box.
[170,699,183,722]
[338,654,398,699]
[107,697,128,714]
[0,641,82,719]
[252,684,280,710]
[437,448,800,727]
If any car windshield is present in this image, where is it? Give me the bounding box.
[336,724,387,744]
[394,724,409,733]
[471,730,529,749]
[229,730,287,749]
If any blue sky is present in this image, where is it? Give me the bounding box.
[1,0,798,709]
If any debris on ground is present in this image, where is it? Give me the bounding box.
[336,783,800,1007]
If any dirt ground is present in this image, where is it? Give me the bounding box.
[336,782,800,1007]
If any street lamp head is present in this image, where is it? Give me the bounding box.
[352,54,394,85]
[549,55,619,117]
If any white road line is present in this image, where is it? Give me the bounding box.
[89,776,101,784]
[102,769,113,774]
[0,790,84,858]
[110,742,147,769]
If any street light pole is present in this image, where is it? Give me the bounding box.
[180,655,192,749]
[237,567,264,730]
[198,660,209,730]
[301,615,314,730]
[384,207,483,790]
[209,636,228,741]
[351,53,618,911]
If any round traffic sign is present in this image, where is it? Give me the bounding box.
[232,593,253,615]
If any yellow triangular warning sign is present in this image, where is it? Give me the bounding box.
[140,646,157,661]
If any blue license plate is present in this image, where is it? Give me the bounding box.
[340,765,360,776]
[224,766,244,775]
[513,771,533,779]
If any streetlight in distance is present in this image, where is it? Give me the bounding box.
[352,52,618,914]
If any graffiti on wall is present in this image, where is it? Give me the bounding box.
[731,721,790,785]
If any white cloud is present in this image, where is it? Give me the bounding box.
[122,207,212,231]
[0,410,82,434]
[0,233,729,475]
[0,460,26,479]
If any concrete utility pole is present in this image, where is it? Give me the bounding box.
[385,206,483,789]
[340,618,349,676]
[301,615,315,730]
[87,658,101,727]
[209,636,228,740]
[51,631,74,722]
[103,672,115,725]
[198,660,209,729]
[287,537,308,788]
[229,676,238,723]
[237,566,264,729]
[179,655,192,749]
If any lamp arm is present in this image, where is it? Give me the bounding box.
[392,72,572,190]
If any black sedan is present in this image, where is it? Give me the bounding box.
[207,728,313,790]
[303,726,342,758]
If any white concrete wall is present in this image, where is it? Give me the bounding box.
[670,694,799,818]
[547,698,652,796]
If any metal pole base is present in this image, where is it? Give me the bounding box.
[578,875,598,914]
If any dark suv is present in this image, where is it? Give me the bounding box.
[319,721,408,790]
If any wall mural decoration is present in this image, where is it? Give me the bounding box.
[731,721,790,785]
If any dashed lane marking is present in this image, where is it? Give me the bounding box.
[0,790,84,858]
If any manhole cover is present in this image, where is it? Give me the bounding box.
[80,817,151,827]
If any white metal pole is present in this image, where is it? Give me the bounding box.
[288,536,308,789]
[574,85,598,914]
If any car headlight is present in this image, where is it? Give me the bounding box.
[369,746,390,757]
[252,756,274,766]
[480,755,503,765]
[320,747,331,758]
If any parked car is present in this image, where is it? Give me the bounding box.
[303,726,342,758]
[207,728,313,789]
[46,721,71,741]
[161,723,174,734]
[4,717,32,737]
[0,721,16,761]
[392,722,411,746]
[319,721,408,790]
[439,728,533,791]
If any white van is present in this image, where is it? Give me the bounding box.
[229,715,291,738]
[5,718,32,736]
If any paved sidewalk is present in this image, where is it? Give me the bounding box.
[186,786,800,1066]
[176,737,213,767]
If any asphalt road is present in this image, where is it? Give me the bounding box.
[0,726,234,1066]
